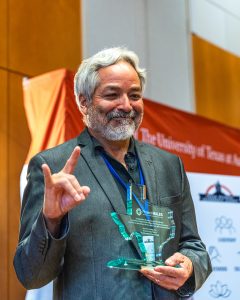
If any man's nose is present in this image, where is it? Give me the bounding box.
[118,94,132,112]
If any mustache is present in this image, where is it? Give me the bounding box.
[106,110,137,121]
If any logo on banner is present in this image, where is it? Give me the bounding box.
[215,216,236,243]
[199,181,240,203]
[209,246,221,263]
[208,246,228,271]
[215,216,236,235]
[209,281,231,298]
[234,251,240,272]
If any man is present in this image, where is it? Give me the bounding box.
[14,47,211,299]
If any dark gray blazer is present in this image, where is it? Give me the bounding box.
[14,129,211,300]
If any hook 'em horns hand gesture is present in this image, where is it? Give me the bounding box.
[41,146,90,236]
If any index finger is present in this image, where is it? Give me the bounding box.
[153,265,182,277]
[141,266,179,279]
[62,146,81,174]
[42,163,53,187]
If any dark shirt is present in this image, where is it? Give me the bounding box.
[91,135,144,209]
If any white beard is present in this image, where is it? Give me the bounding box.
[85,106,143,141]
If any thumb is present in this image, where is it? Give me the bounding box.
[165,252,184,267]
[81,186,91,197]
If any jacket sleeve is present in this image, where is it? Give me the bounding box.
[177,157,212,297]
[14,154,69,289]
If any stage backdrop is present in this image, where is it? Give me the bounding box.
[22,69,240,300]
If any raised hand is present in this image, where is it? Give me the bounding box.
[140,252,193,291]
[41,146,90,235]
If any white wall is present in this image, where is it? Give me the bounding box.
[190,0,240,57]
[81,0,148,67]
[146,1,194,112]
[81,0,240,112]
[81,0,195,112]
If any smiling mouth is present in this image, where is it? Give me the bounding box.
[111,116,130,119]
[110,116,133,121]
[108,117,134,125]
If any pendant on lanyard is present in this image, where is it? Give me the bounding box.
[101,154,150,220]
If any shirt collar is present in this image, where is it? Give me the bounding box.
[87,129,136,156]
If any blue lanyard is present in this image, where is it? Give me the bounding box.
[101,153,150,220]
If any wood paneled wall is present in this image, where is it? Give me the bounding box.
[0,1,82,299]
[192,34,240,129]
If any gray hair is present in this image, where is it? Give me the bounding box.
[74,47,146,110]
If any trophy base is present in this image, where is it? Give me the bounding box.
[107,257,166,271]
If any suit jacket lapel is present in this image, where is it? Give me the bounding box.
[76,130,145,257]
[77,131,126,214]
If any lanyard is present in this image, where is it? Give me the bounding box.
[101,153,150,220]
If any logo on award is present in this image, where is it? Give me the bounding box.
[136,208,142,216]
[199,181,240,203]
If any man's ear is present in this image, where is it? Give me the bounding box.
[79,95,88,114]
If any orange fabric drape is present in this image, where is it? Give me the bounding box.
[23,69,84,163]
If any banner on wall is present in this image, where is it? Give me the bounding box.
[136,100,240,300]
[22,69,240,300]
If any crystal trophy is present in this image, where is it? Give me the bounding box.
[107,184,176,270]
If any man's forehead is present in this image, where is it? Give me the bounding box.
[100,84,142,91]
[97,62,139,79]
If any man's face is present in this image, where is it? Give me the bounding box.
[85,61,144,141]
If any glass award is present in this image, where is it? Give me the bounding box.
[107,184,176,270]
